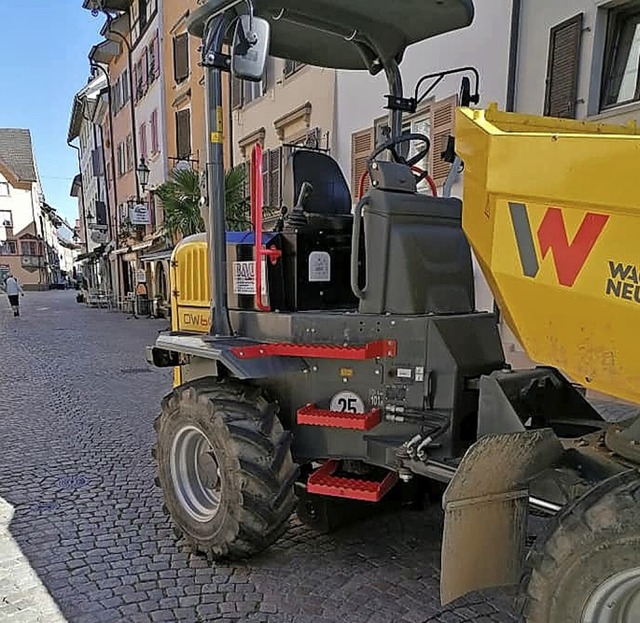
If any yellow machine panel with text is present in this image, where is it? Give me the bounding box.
[169,234,212,387]
[456,105,640,404]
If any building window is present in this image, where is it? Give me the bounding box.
[173,33,189,83]
[544,14,584,118]
[602,4,640,109]
[244,79,264,105]
[284,59,305,77]
[0,182,9,197]
[150,109,159,154]
[20,240,39,256]
[0,240,17,255]
[231,76,243,109]
[175,109,191,160]
[139,0,148,31]
[0,209,13,227]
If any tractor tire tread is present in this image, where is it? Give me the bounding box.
[154,379,297,561]
[518,470,640,622]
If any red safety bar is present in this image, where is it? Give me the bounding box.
[358,166,438,200]
[250,144,282,312]
[230,339,397,360]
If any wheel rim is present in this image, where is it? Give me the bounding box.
[170,425,222,523]
[583,568,640,623]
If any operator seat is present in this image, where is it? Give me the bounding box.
[282,149,352,217]
[278,148,358,311]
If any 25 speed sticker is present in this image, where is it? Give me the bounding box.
[330,390,365,414]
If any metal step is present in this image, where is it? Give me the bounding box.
[297,404,381,430]
[306,460,399,502]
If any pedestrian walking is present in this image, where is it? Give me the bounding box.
[4,274,24,316]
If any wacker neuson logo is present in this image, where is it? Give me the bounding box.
[509,202,638,304]
[607,262,640,303]
[509,202,609,287]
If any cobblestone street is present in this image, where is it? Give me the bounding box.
[0,291,637,623]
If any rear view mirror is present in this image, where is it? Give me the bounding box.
[231,15,270,82]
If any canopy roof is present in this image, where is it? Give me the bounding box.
[188,0,474,72]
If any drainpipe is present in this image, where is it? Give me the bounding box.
[506,0,522,112]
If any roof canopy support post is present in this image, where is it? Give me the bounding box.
[202,14,234,337]
[384,60,404,141]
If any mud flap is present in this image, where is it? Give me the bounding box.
[440,429,563,605]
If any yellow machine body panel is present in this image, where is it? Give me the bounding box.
[170,233,212,387]
[456,104,640,404]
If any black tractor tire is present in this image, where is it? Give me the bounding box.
[518,470,640,623]
[153,379,298,560]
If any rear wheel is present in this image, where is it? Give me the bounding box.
[519,471,640,623]
[154,379,297,560]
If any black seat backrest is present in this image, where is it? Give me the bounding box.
[282,149,352,215]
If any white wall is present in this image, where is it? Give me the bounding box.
[334,1,513,312]
[0,172,39,236]
[517,0,640,124]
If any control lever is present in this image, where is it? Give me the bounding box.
[285,182,313,229]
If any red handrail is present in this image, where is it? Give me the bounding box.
[250,144,281,312]
[358,166,438,200]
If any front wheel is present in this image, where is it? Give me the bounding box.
[519,470,640,622]
[154,379,298,560]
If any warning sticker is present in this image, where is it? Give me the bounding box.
[308,251,331,282]
[232,261,267,295]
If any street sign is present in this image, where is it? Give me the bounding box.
[130,203,151,225]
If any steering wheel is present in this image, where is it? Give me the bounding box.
[369,132,431,168]
[358,165,437,200]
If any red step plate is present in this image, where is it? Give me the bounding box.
[297,404,381,431]
[307,460,399,502]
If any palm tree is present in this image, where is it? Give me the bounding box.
[154,166,252,239]
[154,168,204,239]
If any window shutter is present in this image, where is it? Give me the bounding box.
[176,109,191,159]
[429,95,457,188]
[544,14,583,118]
[139,122,148,159]
[91,148,104,176]
[122,69,130,105]
[351,127,374,197]
[142,48,148,91]
[231,76,243,109]
[262,150,269,206]
[268,147,282,207]
[150,110,159,154]
[173,33,189,83]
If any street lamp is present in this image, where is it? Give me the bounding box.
[137,157,150,194]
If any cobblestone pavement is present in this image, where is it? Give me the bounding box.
[0,291,637,623]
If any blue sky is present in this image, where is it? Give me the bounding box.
[0,1,104,224]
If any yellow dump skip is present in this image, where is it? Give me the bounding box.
[456,104,640,405]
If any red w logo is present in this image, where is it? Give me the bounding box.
[510,204,609,287]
